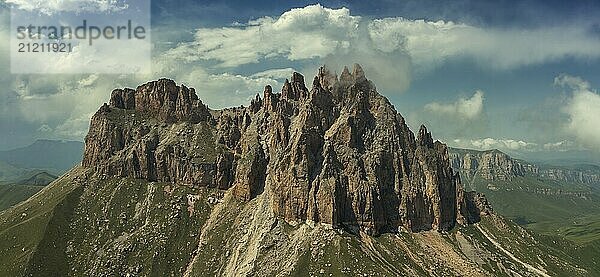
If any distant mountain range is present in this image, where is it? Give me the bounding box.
[0,140,83,175]
[449,147,600,192]
[0,140,81,211]
[449,147,600,246]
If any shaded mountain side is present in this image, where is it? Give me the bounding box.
[0,171,56,212]
[0,140,84,174]
[0,160,28,182]
[16,171,57,186]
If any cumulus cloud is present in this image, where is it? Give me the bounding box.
[5,0,128,14]
[179,68,285,109]
[542,140,578,152]
[168,4,600,75]
[425,90,484,120]
[369,18,600,71]
[10,30,152,74]
[451,138,538,152]
[250,68,296,80]
[162,4,600,96]
[167,4,360,67]
[555,74,600,150]
[3,4,600,149]
[450,138,586,153]
[166,4,413,93]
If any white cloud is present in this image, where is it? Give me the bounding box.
[11,37,152,74]
[451,137,587,153]
[37,124,52,133]
[3,4,600,147]
[167,5,600,74]
[78,74,99,87]
[369,18,600,71]
[178,68,284,109]
[555,74,600,150]
[167,4,360,67]
[250,68,296,80]
[6,0,128,14]
[425,90,484,120]
[451,138,539,152]
[164,4,414,94]
[542,140,578,152]
[554,74,590,91]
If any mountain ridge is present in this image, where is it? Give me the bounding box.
[449,147,600,186]
[0,139,84,174]
[82,64,490,235]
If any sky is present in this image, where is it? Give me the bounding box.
[0,0,599,163]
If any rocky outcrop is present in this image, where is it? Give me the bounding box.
[450,148,600,185]
[109,79,212,123]
[450,149,525,181]
[538,167,600,185]
[82,64,488,235]
[457,187,493,225]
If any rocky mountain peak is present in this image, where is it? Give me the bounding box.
[108,78,211,124]
[417,125,434,148]
[340,65,352,83]
[352,63,367,83]
[82,64,490,235]
[282,72,309,100]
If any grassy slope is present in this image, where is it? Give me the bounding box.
[460,172,600,275]
[552,214,600,244]
[0,167,84,276]
[0,168,219,276]
[0,185,44,211]
[0,159,595,276]
[63,178,215,276]
[477,216,599,275]
[465,174,600,241]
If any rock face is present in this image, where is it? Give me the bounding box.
[83,65,487,235]
[450,149,526,181]
[457,189,493,225]
[450,148,600,185]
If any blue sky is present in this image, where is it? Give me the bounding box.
[1,0,599,163]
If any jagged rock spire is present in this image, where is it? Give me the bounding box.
[417,125,434,148]
[352,63,367,83]
[83,64,487,236]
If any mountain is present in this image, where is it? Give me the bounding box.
[0,185,44,211]
[0,65,595,276]
[450,148,600,187]
[0,140,84,175]
[82,66,485,234]
[0,172,56,211]
[0,141,74,212]
[0,160,30,183]
[16,172,58,186]
[449,147,600,244]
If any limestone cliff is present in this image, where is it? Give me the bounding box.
[449,148,600,185]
